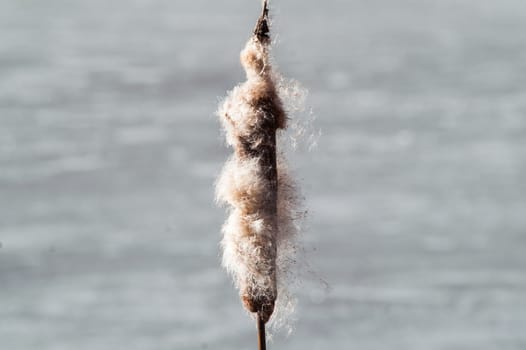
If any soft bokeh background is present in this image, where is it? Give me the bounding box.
[1,0,526,349]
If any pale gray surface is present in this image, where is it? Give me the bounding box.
[1,0,526,349]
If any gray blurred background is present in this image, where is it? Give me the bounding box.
[1,0,526,349]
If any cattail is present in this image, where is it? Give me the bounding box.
[216,0,301,332]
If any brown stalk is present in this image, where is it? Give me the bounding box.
[257,313,267,350]
[254,2,273,349]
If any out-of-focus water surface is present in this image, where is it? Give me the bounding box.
[1,0,526,349]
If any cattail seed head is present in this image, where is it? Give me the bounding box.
[217,4,303,328]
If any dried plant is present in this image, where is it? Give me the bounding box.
[215,0,303,332]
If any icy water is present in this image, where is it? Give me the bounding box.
[1,0,526,349]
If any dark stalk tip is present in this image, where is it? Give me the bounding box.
[254,0,270,42]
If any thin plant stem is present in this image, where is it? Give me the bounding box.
[257,313,267,350]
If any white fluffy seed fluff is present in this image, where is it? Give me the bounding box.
[216,22,303,327]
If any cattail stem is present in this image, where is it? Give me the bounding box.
[257,313,267,350]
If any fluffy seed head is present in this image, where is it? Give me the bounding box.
[216,10,305,327]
